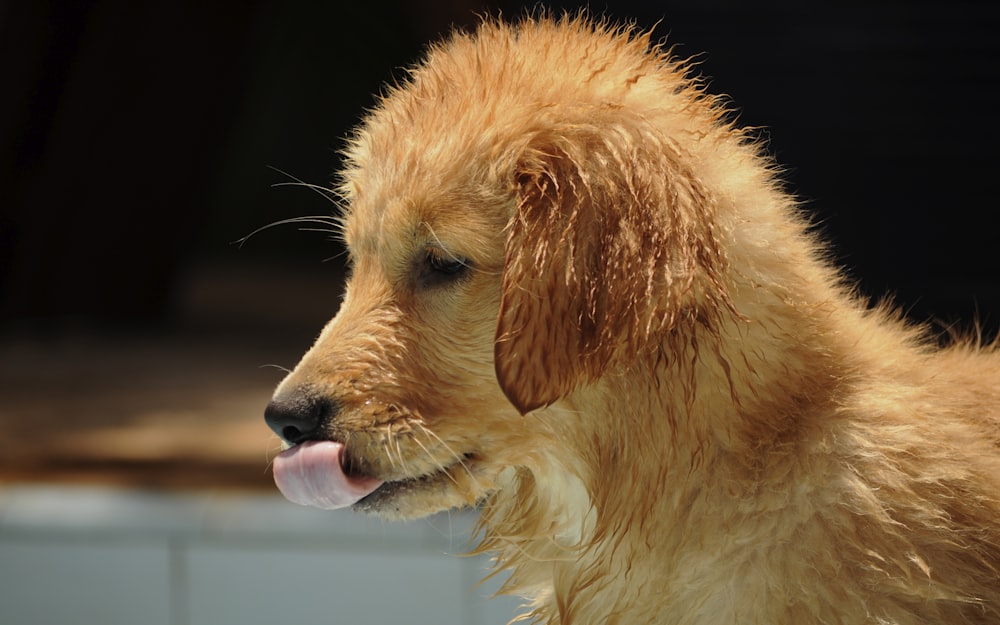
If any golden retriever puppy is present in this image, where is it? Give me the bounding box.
[264,14,1000,625]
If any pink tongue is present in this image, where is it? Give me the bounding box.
[272,441,382,510]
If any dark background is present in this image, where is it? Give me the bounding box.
[3,0,999,344]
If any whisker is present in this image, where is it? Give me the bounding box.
[416,423,475,481]
[321,248,350,264]
[382,439,398,471]
[234,215,345,248]
[393,426,411,475]
[267,166,341,204]
[270,181,338,197]
[411,434,459,486]
[381,422,405,474]
[297,227,342,235]
[234,167,349,248]
[263,433,287,476]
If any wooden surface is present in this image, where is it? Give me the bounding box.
[0,331,293,492]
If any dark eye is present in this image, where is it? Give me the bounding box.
[429,253,467,275]
[420,249,471,287]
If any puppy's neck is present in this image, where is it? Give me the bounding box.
[479,278,860,624]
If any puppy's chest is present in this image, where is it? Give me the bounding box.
[547,497,832,624]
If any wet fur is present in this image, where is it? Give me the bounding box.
[272,15,1000,624]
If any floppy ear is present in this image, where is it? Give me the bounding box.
[494,110,730,414]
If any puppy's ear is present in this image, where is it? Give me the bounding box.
[494,110,730,414]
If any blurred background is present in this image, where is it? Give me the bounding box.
[1,1,998,624]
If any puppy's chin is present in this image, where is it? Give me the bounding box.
[353,459,499,520]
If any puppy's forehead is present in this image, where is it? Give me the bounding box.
[339,18,673,261]
[342,185,507,264]
[340,111,517,261]
[340,101,516,260]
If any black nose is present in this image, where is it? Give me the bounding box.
[264,390,336,444]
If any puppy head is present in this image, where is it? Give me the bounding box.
[267,16,731,519]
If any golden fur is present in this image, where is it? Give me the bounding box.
[271,15,1000,624]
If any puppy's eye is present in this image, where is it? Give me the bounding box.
[420,249,471,287]
[429,253,467,275]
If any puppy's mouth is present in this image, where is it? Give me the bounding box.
[272,440,473,511]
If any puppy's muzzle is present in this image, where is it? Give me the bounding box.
[264,389,336,445]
